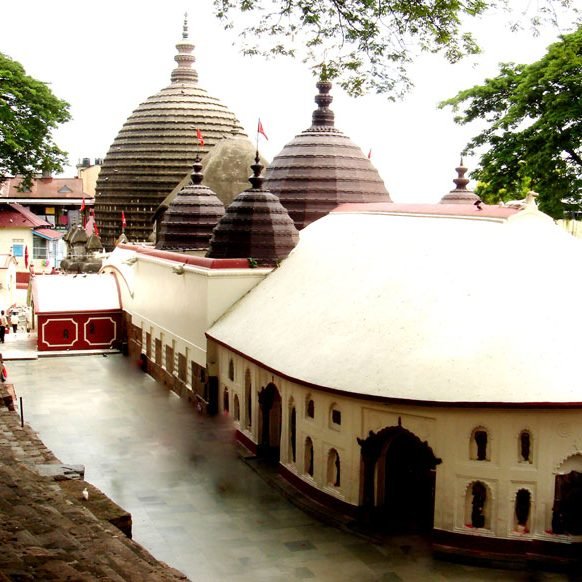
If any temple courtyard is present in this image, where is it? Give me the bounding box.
[6,353,570,581]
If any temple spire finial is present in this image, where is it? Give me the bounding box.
[189,154,204,187]
[311,69,335,128]
[171,14,198,84]
[183,12,189,39]
[453,157,470,191]
[249,151,265,190]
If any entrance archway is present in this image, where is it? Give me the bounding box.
[552,454,582,535]
[358,424,440,533]
[258,383,282,461]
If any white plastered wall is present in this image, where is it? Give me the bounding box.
[215,343,582,544]
[102,247,269,390]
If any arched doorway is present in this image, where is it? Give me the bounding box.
[258,383,282,461]
[358,424,440,533]
[552,454,582,535]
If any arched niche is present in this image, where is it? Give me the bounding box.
[469,426,489,461]
[288,398,296,464]
[234,394,240,422]
[327,448,341,487]
[464,480,491,530]
[244,368,252,429]
[304,436,314,477]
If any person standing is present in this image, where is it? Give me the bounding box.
[0,311,6,343]
[10,311,18,334]
[0,356,7,382]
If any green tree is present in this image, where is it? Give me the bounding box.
[440,26,582,218]
[214,0,578,96]
[0,52,71,188]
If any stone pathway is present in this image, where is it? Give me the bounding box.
[7,355,571,581]
[0,407,187,580]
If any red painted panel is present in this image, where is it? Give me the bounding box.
[37,311,121,351]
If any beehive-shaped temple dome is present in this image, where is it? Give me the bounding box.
[207,154,299,266]
[156,155,225,251]
[440,159,480,204]
[264,75,391,230]
[94,15,245,250]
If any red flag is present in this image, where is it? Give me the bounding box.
[94,219,100,237]
[80,196,85,211]
[196,128,204,146]
[24,246,29,269]
[367,149,372,160]
[257,118,268,141]
[121,211,127,230]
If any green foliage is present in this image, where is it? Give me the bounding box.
[440,25,582,218]
[214,0,578,97]
[0,52,71,188]
[215,0,488,96]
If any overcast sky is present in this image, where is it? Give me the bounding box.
[1,1,576,203]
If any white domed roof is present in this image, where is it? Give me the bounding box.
[208,201,582,405]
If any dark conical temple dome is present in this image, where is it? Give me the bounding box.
[207,155,299,266]
[264,75,391,230]
[440,159,480,204]
[94,15,245,250]
[156,156,225,251]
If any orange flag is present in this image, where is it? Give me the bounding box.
[196,128,205,146]
[257,119,268,141]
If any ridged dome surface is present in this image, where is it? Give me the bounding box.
[264,79,391,230]
[207,157,299,266]
[156,157,225,251]
[95,18,245,250]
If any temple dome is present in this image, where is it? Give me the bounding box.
[264,77,391,230]
[156,156,225,252]
[155,136,267,221]
[94,16,245,250]
[207,155,299,266]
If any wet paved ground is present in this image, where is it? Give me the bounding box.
[9,354,569,581]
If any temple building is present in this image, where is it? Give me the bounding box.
[74,32,582,565]
[101,190,582,568]
[94,16,250,250]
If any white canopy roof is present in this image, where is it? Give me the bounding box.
[32,274,121,314]
[208,204,582,404]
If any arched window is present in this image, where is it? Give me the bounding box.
[330,404,341,427]
[234,395,240,421]
[223,387,229,413]
[519,430,532,463]
[327,449,341,487]
[289,404,296,463]
[306,395,314,419]
[228,359,234,381]
[245,369,252,428]
[515,489,531,532]
[466,481,489,529]
[470,427,489,461]
[305,437,314,476]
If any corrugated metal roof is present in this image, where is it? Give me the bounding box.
[33,228,65,241]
